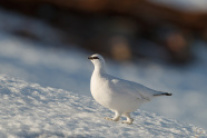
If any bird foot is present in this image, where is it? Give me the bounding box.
[122,119,134,125]
[104,117,119,122]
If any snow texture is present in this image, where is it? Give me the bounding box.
[0,75,206,138]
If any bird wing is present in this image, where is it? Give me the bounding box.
[110,78,157,100]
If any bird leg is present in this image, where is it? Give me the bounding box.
[122,112,134,125]
[104,111,120,122]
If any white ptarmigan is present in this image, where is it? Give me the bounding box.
[88,53,172,124]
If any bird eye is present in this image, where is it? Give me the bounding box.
[88,56,99,60]
[93,57,99,59]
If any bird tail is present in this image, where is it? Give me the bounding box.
[153,92,172,96]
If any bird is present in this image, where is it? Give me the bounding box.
[88,53,172,124]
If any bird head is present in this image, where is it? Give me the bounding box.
[88,54,106,69]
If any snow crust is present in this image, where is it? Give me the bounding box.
[0,75,206,137]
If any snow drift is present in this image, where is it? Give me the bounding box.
[0,75,206,137]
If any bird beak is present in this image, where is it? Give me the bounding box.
[88,56,93,60]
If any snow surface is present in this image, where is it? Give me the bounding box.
[0,75,206,137]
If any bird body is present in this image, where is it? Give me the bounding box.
[89,54,172,124]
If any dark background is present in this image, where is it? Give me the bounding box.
[1,0,207,64]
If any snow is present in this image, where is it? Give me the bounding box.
[0,32,91,94]
[0,75,206,137]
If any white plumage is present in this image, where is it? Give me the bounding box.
[88,53,172,124]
